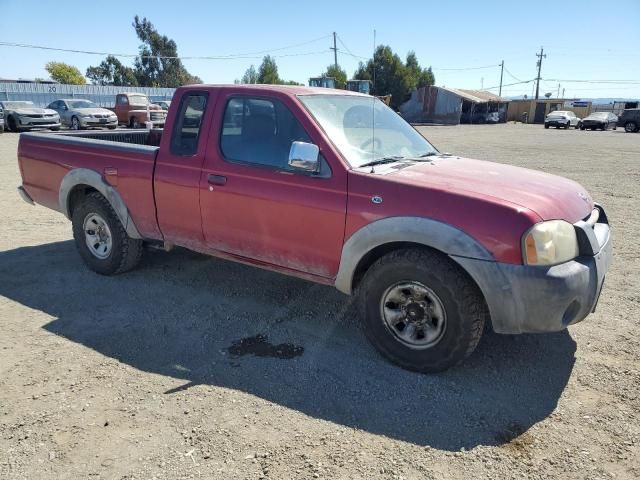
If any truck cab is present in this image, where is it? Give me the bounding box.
[114,93,167,129]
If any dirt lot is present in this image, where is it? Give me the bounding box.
[0,124,638,479]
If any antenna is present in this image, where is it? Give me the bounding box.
[371,29,376,167]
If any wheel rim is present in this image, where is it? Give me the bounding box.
[626,122,636,132]
[72,117,79,130]
[83,213,113,259]
[380,281,447,349]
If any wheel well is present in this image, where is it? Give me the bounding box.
[352,242,437,291]
[351,241,491,328]
[67,184,99,217]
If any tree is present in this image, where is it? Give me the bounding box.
[241,65,258,84]
[353,46,436,109]
[353,45,411,109]
[131,16,202,87]
[321,64,347,89]
[45,62,85,85]
[86,55,138,86]
[257,55,280,84]
[405,51,435,90]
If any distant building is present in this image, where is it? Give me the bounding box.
[399,86,509,125]
[346,80,371,95]
[507,99,593,123]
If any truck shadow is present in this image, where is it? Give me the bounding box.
[0,241,576,451]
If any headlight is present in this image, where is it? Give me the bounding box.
[523,220,579,266]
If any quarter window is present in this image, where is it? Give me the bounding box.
[220,97,311,170]
[170,92,208,156]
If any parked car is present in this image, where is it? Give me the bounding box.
[47,99,118,130]
[485,112,500,124]
[544,110,580,129]
[111,93,167,128]
[0,107,4,133]
[0,101,60,132]
[617,108,640,133]
[16,84,612,373]
[154,100,171,111]
[579,112,617,131]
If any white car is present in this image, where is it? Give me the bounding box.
[544,110,580,129]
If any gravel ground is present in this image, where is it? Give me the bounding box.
[0,124,638,479]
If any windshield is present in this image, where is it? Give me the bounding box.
[69,100,98,109]
[549,111,568,116]
[1,101,35,109]
[298,95,437,168]
[129,95,149,106]
[588,113,608,118]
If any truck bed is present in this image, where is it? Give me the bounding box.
[18,128,164,240]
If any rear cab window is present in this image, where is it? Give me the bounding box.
[170,92,208,156]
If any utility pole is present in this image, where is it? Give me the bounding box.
[331,32,338,69]
[535,46,546,100]
[557,83,561,98]
[499,60,504,96]
[562,87,565,98]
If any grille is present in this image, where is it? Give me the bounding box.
[25,114,44,118]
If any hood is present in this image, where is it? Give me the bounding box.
[14,108,57,115]
[378,156,593,222]
[72,107,115,115]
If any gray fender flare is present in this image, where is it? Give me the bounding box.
[58,168,142,239]
[334,216,494,294]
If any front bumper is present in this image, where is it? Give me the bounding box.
[80,117,118,127]
[18,118,61,129]
[454,205,612,334]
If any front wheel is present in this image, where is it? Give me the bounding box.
[70,116,82,130]
[625,121,638,133]
[564,122,570,129]
[544,123,550,129]
[359,249,487,373]
[72,192,143,275]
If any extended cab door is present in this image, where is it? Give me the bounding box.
[154,90,215,245]
[199,93,348,279]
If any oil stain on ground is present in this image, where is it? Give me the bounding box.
[228,334,304,360]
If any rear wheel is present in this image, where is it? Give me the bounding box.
[624,121,637,133]
[564,121,570,129]
[359,248,487,373]
[71,192,143,275]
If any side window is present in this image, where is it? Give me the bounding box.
[220,97,311,170]
[117,96,128,105]
[170,92,208,156]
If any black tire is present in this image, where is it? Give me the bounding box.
[564,122,570,129]
[70,116,82,130]
[544,123,550,129]
[7,116,18,132]
[50,126,60,131]
[107,125,117,130]
[624,121,637,133]
[130,117,141,129]
[72,192,143,275]
[358,248,487,373]
[0,123,4,133]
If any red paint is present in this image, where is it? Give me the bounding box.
[18,84,595,281]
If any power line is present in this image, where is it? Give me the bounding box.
[0,35,333,60]
[503,66,524,83]
[434,64,500,71]
[543,78,640,84]
[483,79,536,91]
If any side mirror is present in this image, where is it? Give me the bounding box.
[288,141,319,172]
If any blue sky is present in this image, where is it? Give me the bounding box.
[1,0,639,98]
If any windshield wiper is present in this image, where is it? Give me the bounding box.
[417,152,438,158]
[359,156,407,168]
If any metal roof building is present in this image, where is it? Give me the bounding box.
[399,86,510,125]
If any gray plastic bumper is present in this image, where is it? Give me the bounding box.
[453,207,612,334]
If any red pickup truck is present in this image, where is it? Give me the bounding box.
[16,85,612,372]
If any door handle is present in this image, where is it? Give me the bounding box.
[207,174,227,186]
